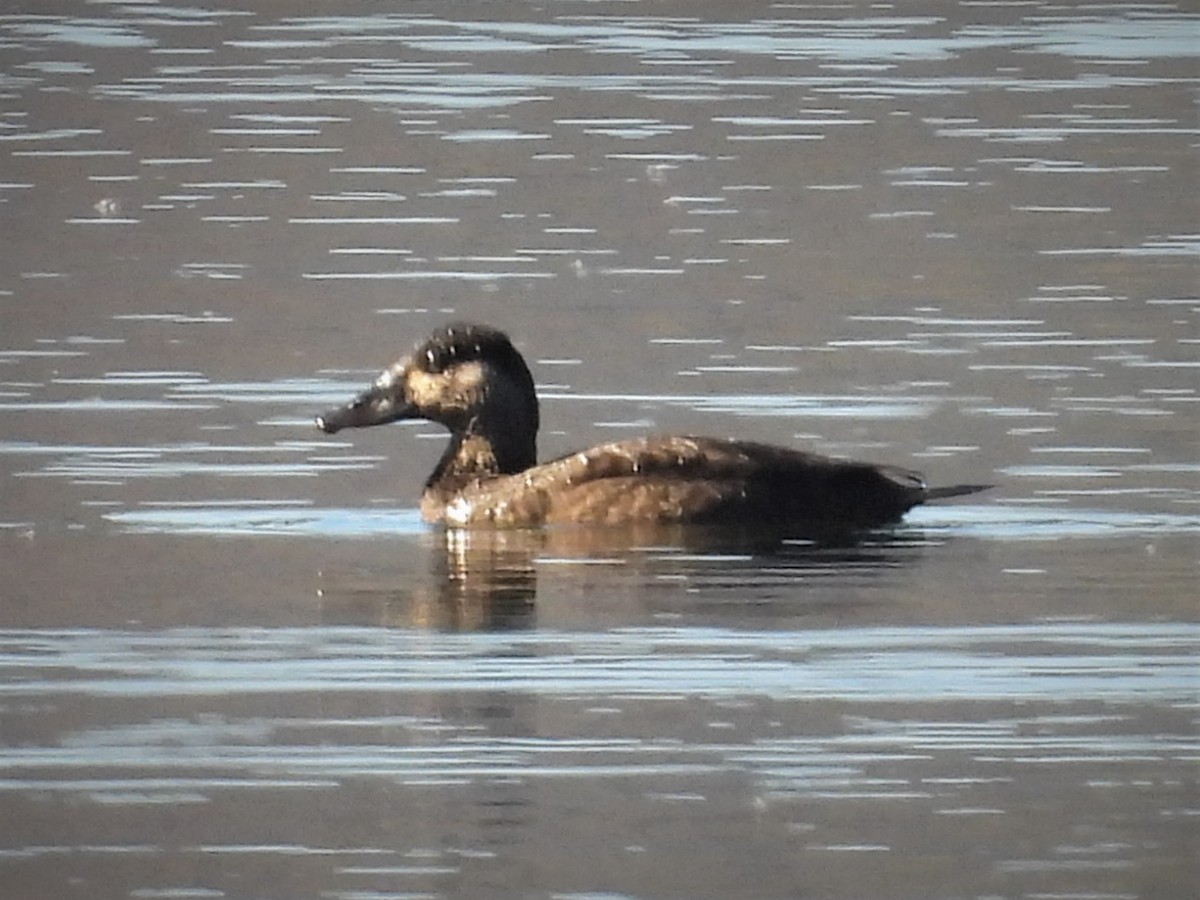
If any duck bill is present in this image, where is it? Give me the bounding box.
[315,385,416,434]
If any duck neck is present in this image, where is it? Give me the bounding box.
[426,415,537,496]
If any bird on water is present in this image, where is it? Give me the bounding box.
[316,322,989,533]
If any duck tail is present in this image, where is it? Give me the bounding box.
[924,483,992,502]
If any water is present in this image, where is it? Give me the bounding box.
[1,2,1197,898]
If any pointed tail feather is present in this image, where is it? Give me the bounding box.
[923,483,992,502]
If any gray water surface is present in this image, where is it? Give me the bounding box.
[1,2,1197,898]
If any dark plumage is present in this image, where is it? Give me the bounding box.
[316,322,990,532]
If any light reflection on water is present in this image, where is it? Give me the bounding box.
[0,614,1193,872]
[2,622,1195,704]
[2,609,1195,891]
[0,620,1195,898]
[94,502,1200,540]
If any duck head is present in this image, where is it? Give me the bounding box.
[316,322,539,480]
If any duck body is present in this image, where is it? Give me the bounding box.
[317,322,989,534]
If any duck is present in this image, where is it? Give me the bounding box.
[316,322,990,533]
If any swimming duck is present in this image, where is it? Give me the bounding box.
[316,322,989,532]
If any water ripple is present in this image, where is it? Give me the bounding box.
[0,622,1193,704]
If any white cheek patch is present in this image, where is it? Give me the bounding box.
[452,360,486,392]
[405,369,441,408]
[405,360,486,412]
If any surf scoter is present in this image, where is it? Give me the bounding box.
[316,322,989,531]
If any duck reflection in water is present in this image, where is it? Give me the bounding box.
[316,322,989,537]
[315,524,936,631]
[317,528,539,631]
